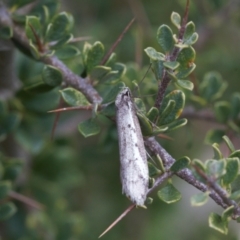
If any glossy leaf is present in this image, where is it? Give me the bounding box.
[229,150,240,158]
[157,25,175,53]
[209,213,228,234]
[60,88,90,106]
[0,202,17,220]
[78,118,100,137]
[191,192,209,206]
[42,65,63,87]
[158,182,181,204]
[171,12,181,29]
[86,41,105,72]
[29,39,40,59]
[170,156,190,172]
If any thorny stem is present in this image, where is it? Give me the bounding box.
[0,3,102,105]
[154,0,190,110]
[145,137,240,217]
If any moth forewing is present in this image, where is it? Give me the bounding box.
[115,88,149,206]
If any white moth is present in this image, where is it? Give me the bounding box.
[115,87,149,206]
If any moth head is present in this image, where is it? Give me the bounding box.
[115,87,132,107]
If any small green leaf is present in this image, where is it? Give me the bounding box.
[50,34,73,49]
[230,93,240,119]
[199,71,227,102]
[101,63,125,84]
[60,87,90,106]
[45,12,73,42]
[192,159,206,171]
[205,159,226,178]
[212,143,223,160]
[162,118,187,132]
[183,22,198,46]
[90,66,111,81]
[137,113,153,136]
[105,52,117,67]
[86,41,105,72]
[25,16,42,43]
[134,98,146,114]
[0,181,11,200]
[148,162,161,177]
[159,90,185,125]
[229,150,240,158]
[205,129,225,145]
[144,47,165,60]
[171,12,181,29]
[147,107,159,123]
[100,103,116,117]
[222,206,234,222]
[42,65,63,87]
[176,80,194,91]
[55,45,80,59]
[102,82,125,104]
[78,118,100,137]
[175,47,196,78]
[163,61,179,70]
[222,135,235,152]
[214,101,231,123]
[29,39,40,59]
[222,158,239,185]
[209,213,228,234]
[191,192,209,206]
[0,202,17,220]
[230,190,240,200]
[158,182,181,204]
[170,156,190,172]
[157,25,175,53]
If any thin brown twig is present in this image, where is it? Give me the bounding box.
[48,105,93,113]
[100,18,135,65]
[9,191,44,210]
